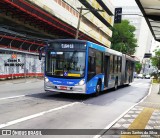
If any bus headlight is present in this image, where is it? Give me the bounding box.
[76,79,85,86]
[45,77,49,82]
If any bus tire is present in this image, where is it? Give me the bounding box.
[94,80,101,96]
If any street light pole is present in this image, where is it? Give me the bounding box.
[75,6,83,39]
[75,7,104,39]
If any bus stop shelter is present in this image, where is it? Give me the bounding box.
[135,0,160,42]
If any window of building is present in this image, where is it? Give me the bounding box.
[54,0,78,18]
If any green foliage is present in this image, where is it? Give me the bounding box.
[151,48,160,70]
[111,20,137,55]
[152,79,160,84]
[135,62,142,74]
[151,48,160,80]
[151,72,160,80]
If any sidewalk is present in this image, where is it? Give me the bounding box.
[103,83,160,137]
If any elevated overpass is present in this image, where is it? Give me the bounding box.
[0,0,114,79]
[0,0,114,51]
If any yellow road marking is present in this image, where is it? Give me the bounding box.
[141,102,160,105]
[121,108,154,138]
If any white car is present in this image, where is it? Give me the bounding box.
[145,75,150,79]
[137,74,144,79]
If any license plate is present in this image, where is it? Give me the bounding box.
[60,86,67,90]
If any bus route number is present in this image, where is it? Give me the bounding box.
[61,44,74,49]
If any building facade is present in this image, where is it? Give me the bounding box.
[28,0,114,47]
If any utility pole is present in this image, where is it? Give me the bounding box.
[75,6,83,39]
[75,7,104,39]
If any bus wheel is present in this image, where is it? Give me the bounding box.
[95,81,101,96]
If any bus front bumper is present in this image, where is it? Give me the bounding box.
[44,82,86,94]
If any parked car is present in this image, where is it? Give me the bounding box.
[134,72,138,78]
[145,74,150,79]
[137,74,144,79]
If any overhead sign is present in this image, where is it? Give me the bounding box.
[144,53,152,58]
[114,8,122,23]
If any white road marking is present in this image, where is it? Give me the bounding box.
[0,102,79,128]
[93,83,152,138]
[0,95,25,101]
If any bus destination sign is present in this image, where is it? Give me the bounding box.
[61,44,74,49]
[49,42,86,51]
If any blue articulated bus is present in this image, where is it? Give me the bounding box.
[39,39,135,95]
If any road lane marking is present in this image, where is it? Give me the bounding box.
[0,102,79,128]
[121,108,154,138]
[127,108,154,129]
[0,95,25,101]
[93,104,137,138]
[93,83,153,138]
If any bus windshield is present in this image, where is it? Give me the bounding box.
[45,51,86,78]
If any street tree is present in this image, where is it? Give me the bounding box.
[135,62,142,74]
[150,48,160,80]
[151,48,160,70]
[111,20,137,55]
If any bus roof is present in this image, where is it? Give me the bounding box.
[48,39,87,43]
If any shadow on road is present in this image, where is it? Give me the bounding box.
[25,85,130,103]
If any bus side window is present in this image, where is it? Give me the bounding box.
[88,56,96,80]
[114,56,117,73]
[110,55,113,74]
[119,57,121,72]
[117,56,121,73]
[87,48,97,81]
[95,51,102,74]
[117,56,119,73]
[90,56,95,71]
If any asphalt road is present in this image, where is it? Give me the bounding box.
[0,78,151,138]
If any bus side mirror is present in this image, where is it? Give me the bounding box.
[39,47,44,60]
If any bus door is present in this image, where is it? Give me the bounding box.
[104,56,110,87]
[87,48,96,81]
[125,60,131,83]
[125,60,128,83]
[121,54,126,85]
